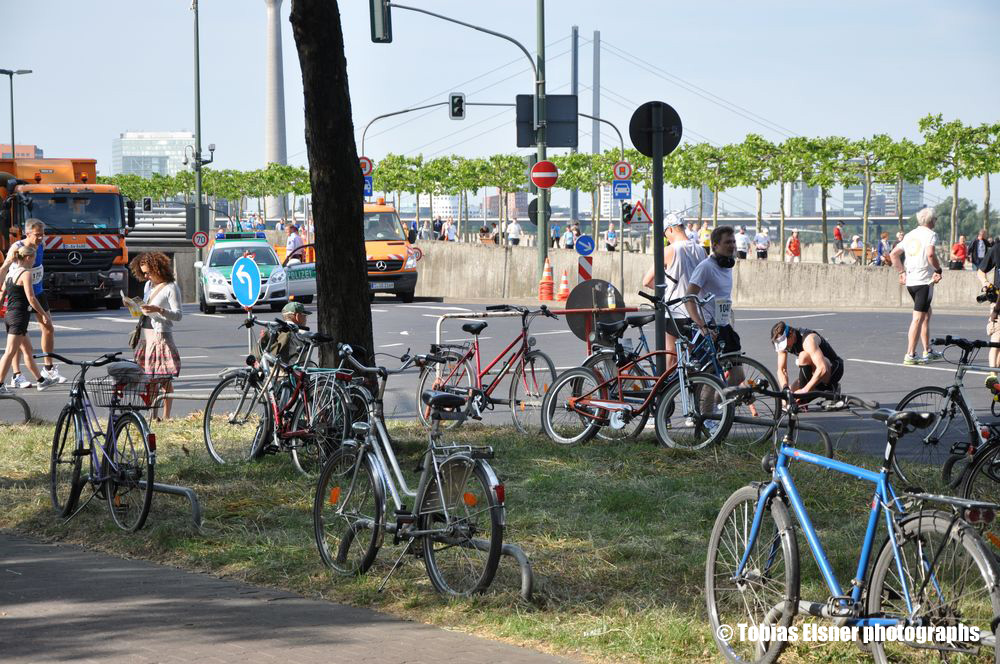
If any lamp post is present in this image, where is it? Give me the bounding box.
[190,1,206,251]
[0,69,32,158]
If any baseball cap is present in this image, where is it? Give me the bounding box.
[282,301,309,315]
[665,212,685,228]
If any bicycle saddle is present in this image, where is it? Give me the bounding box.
[421,389,466,410]
[461,321,488,335]
[626,312,655,328]
[872,408,934,430]
[596,319,628,336]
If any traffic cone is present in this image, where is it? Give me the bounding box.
[555,270,570,302]
[539,256,554,301]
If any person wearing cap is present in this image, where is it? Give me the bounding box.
[286,224,305,260]
[261,302,311,365]
[770,321,843,398]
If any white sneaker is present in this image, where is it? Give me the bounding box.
[10,374,32,389]
[0,384,10,395]
[43,366,67,384]
[36,376,57,391]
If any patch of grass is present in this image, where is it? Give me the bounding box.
[0,415,915,662]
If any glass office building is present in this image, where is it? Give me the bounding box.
[111,131,194,177]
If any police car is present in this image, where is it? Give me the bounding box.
[194,232,290,314]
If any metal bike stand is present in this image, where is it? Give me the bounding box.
[0,394,31,424]
[138,480,203,528]
[728,415,834,455]
[467,538,534,601]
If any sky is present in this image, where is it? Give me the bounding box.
[6,0,999,213]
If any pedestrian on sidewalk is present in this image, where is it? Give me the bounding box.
[131,252,183,420]
[507,218,522,246]
[735,226,750,259]
[950,235,968,270]
[832,221,847,263]
[754,227,771,260]
[286,224,304,260]
[605,223,618,251]
[968,229,991,268]
[0,244,54,393]
[550,223,560,248]
[561,225,575,249]
[876,232,892,266]
[785,230,801,263]
[890,208,943,365]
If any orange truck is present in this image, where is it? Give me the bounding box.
[0,158,135,309]
[365,199,418,302]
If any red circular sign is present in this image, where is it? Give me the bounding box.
[529,160,559,189]
[359,156,374,176]
[192,231,209,248]
[613,160,632,180]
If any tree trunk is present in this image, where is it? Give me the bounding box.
[591,189,598,234]
[896,175,904,233]
[712,186,719,228]
[755,186,762,233]
[697,187,703,225]
[778,181,786,263]
[290,0,373,367]
[862,168,872,266]
[984,173,991,233]
[414,190,421,227]
[592,186,601,240]
[951,178,959,245]
[820,186,829,264]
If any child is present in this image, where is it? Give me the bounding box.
[0,245,53,392]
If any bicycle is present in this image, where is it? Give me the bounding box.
[894,335,1000,495]
[956,422,1000,554]
[707,383,1000,663]
[415,303,557,434]
[46,351,165,532]
[314,344,505,595]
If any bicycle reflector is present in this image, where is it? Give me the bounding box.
[981,428,991,440]
[964,507,996,525]
[328,487,341,505]
[463,492,478,508]
[147,433,156,451]
[494,484,505,504]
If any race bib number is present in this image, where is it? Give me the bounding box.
[714,298,732,326]
[30,265,43,285]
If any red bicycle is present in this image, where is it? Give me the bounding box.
[415,304,557,433]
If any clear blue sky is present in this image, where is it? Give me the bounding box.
[6,0,998,211]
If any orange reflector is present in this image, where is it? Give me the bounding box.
[114,495,122,507]
[328,487,341,505]
[462,492,478,507]
[981,428,990,440]
[988,532,1000,549]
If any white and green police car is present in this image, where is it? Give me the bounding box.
[194,232,297,314]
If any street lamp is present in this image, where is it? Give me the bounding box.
[0,69,32,159]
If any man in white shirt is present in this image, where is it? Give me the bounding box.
[507,219,522,246]
[286,224,305,259]
[890,207,943,365]
[561,226,575,249]
[446,218,458,242]
[735,226,750,259]
[753,227,771,260]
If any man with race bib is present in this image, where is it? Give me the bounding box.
[0,219,65,387]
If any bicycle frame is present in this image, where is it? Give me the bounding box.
[71,374,127,484]
[440,328,530,404]
[933,358,994,443]
[572,348,685,422]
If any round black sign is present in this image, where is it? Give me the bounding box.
[564,279,625,346]
[527,197,552,222]
[629,101,683,158]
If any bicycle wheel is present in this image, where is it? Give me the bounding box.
[419,457,503,596]
[583,351,650,440]
[706,485,799,664]
[203,372,268,464]
[291,381,349,477]
[415,351,474,430]
[714,354,781,448]
[343,383,373,426]
[654,371,734,450]
[895,385,976,495]
[50,405,82,517]
[960,443,1000,552]
[509,350,556,434]
[866,511,1000,663]
[106,412,154,532]
[313,446,384,575]
[540,367,604,446]
[0,394,30,424]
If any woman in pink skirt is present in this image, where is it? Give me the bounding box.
[130,252,182,419]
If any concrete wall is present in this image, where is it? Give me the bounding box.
[413,243,983,310]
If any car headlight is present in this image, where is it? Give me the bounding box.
[405,252,417,269]
[206,269,226,286]
[270,269,286,283]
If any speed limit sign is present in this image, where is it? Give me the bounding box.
[192,231,209,248]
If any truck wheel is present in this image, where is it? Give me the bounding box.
[397,291,415,303]
[105,297,123,310]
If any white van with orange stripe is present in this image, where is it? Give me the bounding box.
[365,200,418,302]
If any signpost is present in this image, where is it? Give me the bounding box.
[626,200,653,233]
[575,233,594,285]
[529,160,559,189]
[363,176,373,197]
[613,160,632,180]
[233,255,262,353]
[191,231,209,249]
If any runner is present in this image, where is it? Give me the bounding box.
[0,219,65,387]
[685,225,743,372]
[770,322,844,399]
[0,244,54,392]
[734,226,750,260]
[890,207,943,365]
[753,226,770,260]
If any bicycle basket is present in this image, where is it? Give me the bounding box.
[86,374,173,410]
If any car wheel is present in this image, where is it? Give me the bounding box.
[297,295,313,304]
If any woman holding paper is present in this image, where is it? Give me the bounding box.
[129,253,182,419]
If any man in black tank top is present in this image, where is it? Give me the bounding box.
[770,322,844,397]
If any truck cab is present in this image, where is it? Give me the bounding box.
[365,200,418,302]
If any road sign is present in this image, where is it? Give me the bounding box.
[578,256,593,284]
[232,256,262,308]
[527,197,552,221]
[529,160,559,189]
[612,180,632,201]
[629,101,683,158]
[575,234,595,256]
[613,160,633,180]
[191,231,209,248]
[627,200,653,225]
[359,156,374,176]
[363,176,373,197]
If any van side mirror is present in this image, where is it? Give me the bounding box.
[193,261,204,269]
[407,229,417,244]
[126,200,136,228]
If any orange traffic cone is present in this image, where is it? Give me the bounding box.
[539,256,554,301]
[555,269,570,302]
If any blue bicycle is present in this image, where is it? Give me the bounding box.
[706,384,1000,663]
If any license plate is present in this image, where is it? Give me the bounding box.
[370,282,393,290]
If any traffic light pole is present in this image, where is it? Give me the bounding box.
[192,0,204,260]
[360,101,512,156]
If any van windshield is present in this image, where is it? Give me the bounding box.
[364,212,406,241]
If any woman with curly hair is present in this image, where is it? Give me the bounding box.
[130,252,182,419]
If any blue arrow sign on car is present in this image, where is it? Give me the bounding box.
[232,256,262,308]
[612,179,631,201]
[575,234,595,256]
[363,176,373,197]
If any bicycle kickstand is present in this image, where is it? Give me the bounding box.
[377,537,416,593]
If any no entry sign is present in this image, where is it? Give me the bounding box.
[529,160,559,189]
[613,160,632,180]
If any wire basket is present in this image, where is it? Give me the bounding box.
[86,374,173,410]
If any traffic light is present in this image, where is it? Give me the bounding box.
[142,197,152,212]
[369,0,392,43]
[621,202,633,223]
[449,93,466,120]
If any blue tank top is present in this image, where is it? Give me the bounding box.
[13,240,43,295]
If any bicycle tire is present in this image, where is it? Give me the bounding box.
[540,367,604,446]
[0,394,30,424]
[50,405,82,517]
[343,383,373,427]
[291,381,349,477]
[419,457,503,596]
[106,412,154,532]
[509,349,556,434]
[654,371,734,450]
[895,385,976,495]
[313,446,384,576]
[959,442,1000,552]
[866,510,1000,663]
[582,351,650,440]
[706,485,799,664]
[712,354,781,448]
[203,372,267,465]
[415,351,474,430]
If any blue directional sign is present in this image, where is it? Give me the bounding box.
[612,179,632,201]
[232,256,262,308]
[575,234,595,257]
[363,176,373,197]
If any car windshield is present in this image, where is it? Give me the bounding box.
[364,212,406,241]
[21,193,123,233]
[209,246,279,268]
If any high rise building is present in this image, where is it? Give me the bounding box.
[790,181,818,216]
[873,180,924,217]
[0,144,43,159]
[112,131,193,177]
[690,185,714,217]
[418,193,461,220]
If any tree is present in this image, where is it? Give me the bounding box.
[968,122,1000,233]
[920,114,979,244]
[729,134,777,233]
[929,197,999,240]
[290,0,372,367]
[847,135,892,261]
[668,143,709,223]
[801,137,851,264]
[421,156,454,224]
[453,156,487,238]
[772,139,807,261]
[482,154,523,234]
[372,153,410,209]
[882,138,928,234]
[698,143,733,228]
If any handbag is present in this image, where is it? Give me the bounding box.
[128,283,168,350]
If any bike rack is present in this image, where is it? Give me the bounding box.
[728,416,834,454]
[0,394,32,424]
[465,538,534,601]
[138,479,203,529]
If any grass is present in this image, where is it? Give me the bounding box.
[0,415,920,662]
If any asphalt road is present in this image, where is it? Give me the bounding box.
[4,298,997,457]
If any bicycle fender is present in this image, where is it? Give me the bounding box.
[476,459,507,527]
[219,367,250,381]
[363,452,389,550]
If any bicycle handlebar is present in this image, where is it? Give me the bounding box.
[484,303,558,318]
[722,384,879,410]
[338,343,421,377]
[932,335,1000,351]
[34,351,122,367]
[637,290,715,309]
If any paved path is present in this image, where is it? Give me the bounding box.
[0,533,569,664]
